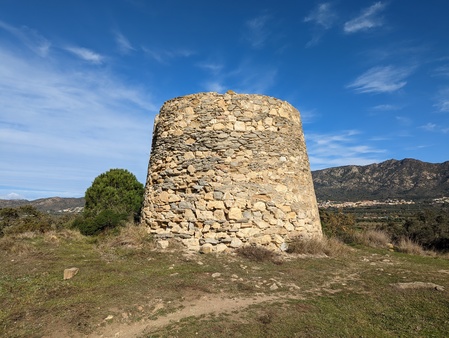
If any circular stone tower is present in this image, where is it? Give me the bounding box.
[141,91,322,252]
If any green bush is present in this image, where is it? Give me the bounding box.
[77,209,127,236]
[319,210,356,244]
[76,168,144,236]
[84,168,144,220]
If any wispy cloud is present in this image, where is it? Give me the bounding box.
[198,58,277,94]
[344,2,387,34]
[65,46,104,64]
[244,15,271,48]
[142,47,194,64]
[0,46,156,199]
[347,65,413,94]
[420,122,437,132]
[303,3,337,47]
[114,31,134,54]
[197,61,224,76]
[204,81,226,93]
[233,66,277,94]
[306,130,386,170]
[419,122,449,134]
[372,104,400,111]
[432,64,449,77]
[304,3,337,29]
[434,88,449,112]
[395,116,412,126]
[0,20,50,57]
[298,108,320,124]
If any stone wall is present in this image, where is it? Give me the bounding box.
[141,91,322,252]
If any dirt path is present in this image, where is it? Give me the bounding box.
[93,293,283,338]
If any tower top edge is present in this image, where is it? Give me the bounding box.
[162,91,290,106]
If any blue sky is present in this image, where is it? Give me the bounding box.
[1,0,449,200]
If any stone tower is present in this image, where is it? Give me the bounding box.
[141,91,322,252]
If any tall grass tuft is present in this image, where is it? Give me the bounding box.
[287,236,349,257]
[236,245,283,264]
[353,229,392,249]
[0,235,36,255]
[396,237,426,256]
[96,222,154,252]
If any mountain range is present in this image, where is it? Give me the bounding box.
[1,159,448,212]
[0,197,85,213]
[312,158,449,201]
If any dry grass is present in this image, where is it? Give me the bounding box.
[97,223,155,251]
[353,229,392,249]
[43,229,85,243]
[236,245,283,264]
[287,236,350,257]
[396,237,427,256]
[0,235,36,255]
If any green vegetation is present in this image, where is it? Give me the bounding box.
[321,203,449,253]
[84,168,144,219]
[79,168,144,235]
[0,205,73,237]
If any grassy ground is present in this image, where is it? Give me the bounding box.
[1,228,448,337]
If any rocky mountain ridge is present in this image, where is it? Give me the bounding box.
[0,197,84,214]
[312,158,449,201]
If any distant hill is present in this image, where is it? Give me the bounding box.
[0,197,84,213]
[312,158,449,201]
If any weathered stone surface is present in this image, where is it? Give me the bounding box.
[230,237,243,248]
[157,240,169,249]
[249,234,272,246]
[216,243,228,253]
[63,267,79,280]
[141,92,322,251]
[200,243,214,254]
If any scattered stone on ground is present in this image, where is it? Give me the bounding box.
[63,267,79,280]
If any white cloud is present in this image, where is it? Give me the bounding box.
[114,31,134,54]
[432,64,449,77]
[372,104,400,111]
[347,66,413,94]
[434,88,449,112]
[204,81,226,93]
[344,2,386,34]
[142,47,194,64]
[0,20,51,57]
[0,46,157,199]
[65,46,104,64]
[396,116,412,126]
[306,130,386,170]
[244,15,271,48]
[298,109,319,124]
[0,192,25,200]
[197,62,224,76]
[304,3,337,29]
[420,123,437,131]
[303,3,337,47]
[199,58,277,95]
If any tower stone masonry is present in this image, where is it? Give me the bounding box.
[141,91,322,252]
